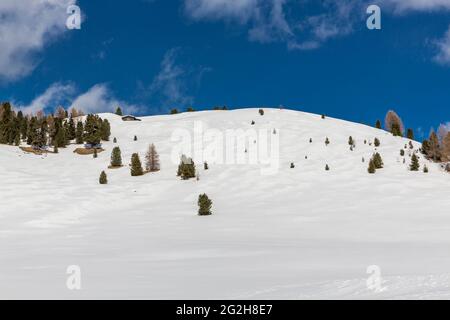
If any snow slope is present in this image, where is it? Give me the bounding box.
[1,108,450,299]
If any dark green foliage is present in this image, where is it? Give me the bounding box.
[75,121,84,144]
[325,164,330,171]
[391,123,402,137]
[375,120,382,129]
[372,152,383,169]
[204,162,209,170]
[83,114,102,145]
[325,137,330,146]
[177,155,196,180]
[170,108,179,114]
[93,148,98,158]
[198,194,212,216]
[423,165,429,173]
[115,107,123,116]
[290,162,295,169]
[374,138,380,147]
[134,135,137,141]
[309,138,312,143]
[99,171,108,184]
[100,119,111,141]
[251,120,255,125]
[368,159,376,174]
[400,149,405,156]
[409,141,414,149]
[130,153,144,176]
[410,153,420,171]
[110,146,122,167]
[407,128,414,140]
[259,109,264,116]
[348,136,354,146]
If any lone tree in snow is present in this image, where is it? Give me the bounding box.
[177,155,196,180]
[115,106,123,116]
[373,152,384,169]
[134,135,138,141]
[400,149,405,156]
[385,110,404,137]
[368,159,376,174]
[130,153,144,176]
[290,162,295,168]
[407,128,414,140]
[170,108,179,114]
[375,120,382,129]
[204,162,209,170]
[259,109,264,116]
[325,164,330,171]
[145,143,160,172]
[374,138,380,147]
[198,194,212,216]
[110,146,122,167]
[410,153,420,171]
[99,171,108,184]
[348,136,354,146]
[325,137,330,146]
[423,164,429,173]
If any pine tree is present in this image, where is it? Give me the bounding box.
[83,115,102,146]
[75,121,84,144]
[101,119,111,141]
[290,162,295,168]
[110,146,122,167]
[400,149,405,156]
[113,137,117,143]
[375,120,381,129]
[177,155,196,179]
[368,159,376,174]
[187,106,195,112]
[325,164,330,171]
[410,153,420,171]
[309,138,312,143]
[321,114,326,119]
[407,128,414,140]
[423,165,429,173]
[374,138,380,147]
[325,137,330,146]
[145,143,160,172]
[130,153,144,176]
[93,148,98,158]
[204,162,209,170]
[198,194,212,216]
[99,171,108,184]
[442,132,450,162]
[348,136,354,146]
[373,152,384,169]
[428,131,441,161]
[170,108,179,114]
[134,135,137,141]
[115,107,123,116]
[259,109,264,116]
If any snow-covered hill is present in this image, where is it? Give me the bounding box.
[1,108,450,299]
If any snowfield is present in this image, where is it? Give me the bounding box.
[1,108,450,299]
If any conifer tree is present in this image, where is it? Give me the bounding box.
[428,131,441,162]
[110,147,122,167]
[93,148,98,158]
[204,162,209,170]
[99,171,108,184]
[348,136,354,146]
[290,162,295,169]
[423,165,429,173]
[130,153,144,176]
[113,137,117,143]
[145,143,160,172]
[101,119,111,141]
[410,153,420,171]
[325,164,330,171]
[375,120,381,129]
[177,155,196,179]
[325,137,330,146]
[373,152,383,169]
[75,121,84,144]
[83,115,102,146]
[259,109,264,116]
[134,135,137,141]
[407,128,414,140]
[374,138,380,147]
[368,159,376,174]
[400,149,405,156]
[170,108,179,114]
[198,194,212,216]
[115,107,123,116]
[385,110,404,137]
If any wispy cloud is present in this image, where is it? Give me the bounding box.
[433,26,450,65]
[0,0,76,82]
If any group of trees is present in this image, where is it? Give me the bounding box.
[0,102,109,150]
[422,126,450,163]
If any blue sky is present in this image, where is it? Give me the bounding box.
[1,0,450,139]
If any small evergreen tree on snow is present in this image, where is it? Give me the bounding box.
[170,108,179,114]
[110,146,122,167]
[374,138,380,147]
[409,141,414,149]
[204,162,209,170]
[423,165,429,173]
[130,153,144,176]
[93,148,98,158]
[407,128,414,140]
[145,143,160,172]
[99,171,108,184]
[410,153,420,171]
[115,107,123,116]
[134,135,137,141]
[368,159,376,174]
[400,149,405,156]
[113,137,117,143]
[373,152,383,169]
[325,137,330,146]
[348,136,354,146]
[75,121,84,144]
[290,162,295,169]
[198,194,212,216]
[321,114,326,119]
[251,120,255,125]
[375,120,382,129]
[177,155,196,180]
[259,109,264,116]
[309,138,312,143]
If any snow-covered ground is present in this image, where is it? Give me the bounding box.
[1,108,450,299]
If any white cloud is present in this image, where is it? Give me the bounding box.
[0,0,75,82]
[17,82,75,114]
[69,84,139,114]
[433,26,450,65]
[16,83,139,115]
[380,0,450,12]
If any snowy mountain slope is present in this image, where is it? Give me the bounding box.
[1,108,450,299]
